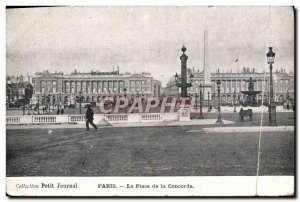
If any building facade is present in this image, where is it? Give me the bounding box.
[6,75,33,103]
[32,69,162,105]
[165,68,294,105]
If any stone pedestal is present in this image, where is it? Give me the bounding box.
[179,106,191,121]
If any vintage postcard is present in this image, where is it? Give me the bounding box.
[6,6,295,197]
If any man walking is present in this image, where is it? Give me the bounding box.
[86,104,98,131]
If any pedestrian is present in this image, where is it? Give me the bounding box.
[61,108,64,114]
[86,104,98,131]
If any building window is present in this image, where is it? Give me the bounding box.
[258,80,262,91]
[242,80,247,91]
[77,82,81,93]
[53,81,56,94]
[221,82,225,93]
[82,82,86,94]
[226,81,230,93]
[93,81,97,93]
[265,80,268,91]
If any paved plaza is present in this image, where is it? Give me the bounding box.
[7,123,294,176]
[6,110,294,176]
[191,111,294,127]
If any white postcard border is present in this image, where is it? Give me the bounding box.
[6,176,294,197]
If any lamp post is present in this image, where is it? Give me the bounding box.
[43,92,45,106]
[58,92,61,113]
[174,45,193,98]
[26,96,30,115]
[142,93,145,110]
[27,98,30,115]
[286,90,290,110]
[48,92,51,113]
[199,83,204,119]
[233,90,237,112]
[216,80,223,125]
[195,93,198,111]
[265,91,269,107]
[37,96,40,114]
[52,95,55,111]
[79,91,82,114]
[124,88,127,113]
[266,47,276,126]
[22,94,25,116]
[207,91,211,112]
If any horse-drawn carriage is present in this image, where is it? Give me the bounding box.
[239,108,253,122]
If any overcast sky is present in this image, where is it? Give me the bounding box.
[6,6,294,86]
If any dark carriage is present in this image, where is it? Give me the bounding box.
[239,108,253,122]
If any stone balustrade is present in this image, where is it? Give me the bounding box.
[6,112,180,125]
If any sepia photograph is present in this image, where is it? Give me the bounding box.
[5,5,295,197]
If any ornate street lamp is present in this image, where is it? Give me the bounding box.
[79,91,82,114]
[266,47,276,126]
[199,82,204,119]
[27,98,30,115]
[52,95,55,112]
[175,72,179,82]
[56,92,61,114]
[195,92,198,111]
[22,94,26,116]
[174,45,193,98]
[124,88,127,113]
[216,80,223,125]
[48,92,51,113]
[37,96,40,114]
[233,90,237,112]
[286,90,290,110]
[207,91,211,112]
[25,85,31,115]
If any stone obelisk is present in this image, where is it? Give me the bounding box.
[203,29,212,105]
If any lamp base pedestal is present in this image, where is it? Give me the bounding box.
[216,113,224,125]
[179,105,191,122]
[216,119,224,125]
[199,114,204,119]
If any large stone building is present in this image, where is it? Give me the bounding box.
[32,69,162,104]
[165,67,294,105]
[6,75,33,103]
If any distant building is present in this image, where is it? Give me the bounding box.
[6,75,33,103]
[165,67,294,105]
[32,68,162,104]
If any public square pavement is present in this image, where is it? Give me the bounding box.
[191,111,294,127]
[7,125,294,176]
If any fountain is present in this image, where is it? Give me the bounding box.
[241,77,262,107]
